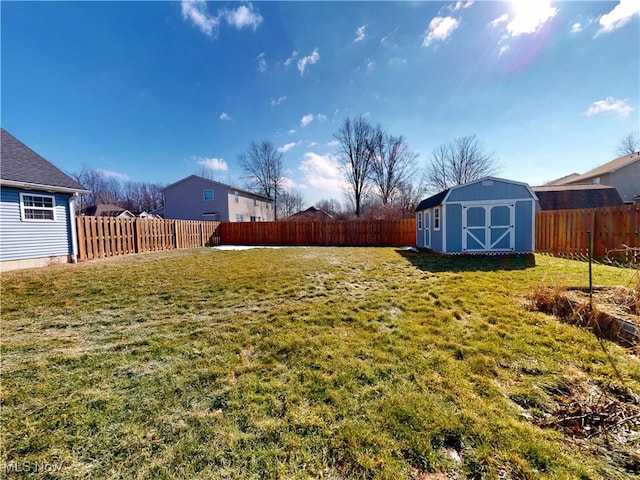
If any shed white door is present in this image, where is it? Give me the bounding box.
[423,210,431,247]
[462,204,514,252]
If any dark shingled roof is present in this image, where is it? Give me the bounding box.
[532,184,624,210]
[286,206,333,221]
[81,204,133,217]
[1,128,87,192]
[415,189,449,212]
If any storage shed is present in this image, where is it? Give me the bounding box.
[415,177,537,254]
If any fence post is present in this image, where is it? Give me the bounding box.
[133,218,140,254]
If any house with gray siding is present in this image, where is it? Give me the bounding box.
[544,152,640,204]
[1,129,89,271]
[162,175,274,222]
[415,177,537,254]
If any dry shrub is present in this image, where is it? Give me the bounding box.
[526,284,573,318]
[527,284,638,349]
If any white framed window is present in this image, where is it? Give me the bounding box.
[20,193,56,221]
[236,214,244,222]
[417,212,422,230]
[434,207,440,230]
[234,191,239,203]
[203,189,214,201]
[253,198,258,206]
[592,177,600,185]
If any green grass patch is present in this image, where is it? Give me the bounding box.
[1,248,639,479]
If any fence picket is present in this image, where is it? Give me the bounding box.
[535,205,638,261]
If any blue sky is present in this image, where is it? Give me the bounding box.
[2,1,638,207]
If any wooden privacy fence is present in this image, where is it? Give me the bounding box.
[219,219,416,246]
[76,217,221,261]
[535,205,639,261]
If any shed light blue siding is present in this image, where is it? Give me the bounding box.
[0,187,73,261]
[445,204,462,253]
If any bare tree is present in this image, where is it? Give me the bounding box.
[278,189,306,219]
[423,135,500,193]
[71,166,164,214]
[333,116,376,216]
[315,198,343,216]
[238,140,284,220]
[616,131,640,156]
[369,127,418,205]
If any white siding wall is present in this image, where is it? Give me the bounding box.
[0,187,72,261]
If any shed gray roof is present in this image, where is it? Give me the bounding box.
[415,189,449,211]
[1,128,88,193]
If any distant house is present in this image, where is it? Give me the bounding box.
[81,204,135,218]
[532,184,623,210]
[0,129,89,271]
[545,152,640,204]
[162,175,275,222]
[415,177,537,254]
[286,206,333,221]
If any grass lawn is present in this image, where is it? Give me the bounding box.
[1,247,639,479]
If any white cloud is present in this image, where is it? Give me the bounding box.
[505,1,558,37]
[181,0,218,36]
[585,97,633,117]
[299,152,347,193]
[181,1,262,37]
[288,129,297,135]
[491,13,509,27]
[366,61,375,73]
[301,114,326,127]
[308,141,318,147]
[355,25,367,42]
[257,52,267,72]
[571,22,582,33]
[297,48,320,75]
[595,0,639,37]
[277,142,298,153]
[271,96,287,106]
[221,3,263,30]
[219,112,230,120]
[498,45,510,57]
[423,16,460,47]
[301,114,315,127]
[450,1,474,12]
[284,50,298,67]
[327,140,340,148]
[197,157,229,171]
[97,169,130,181]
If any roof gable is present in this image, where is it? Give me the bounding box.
[415,177,536,211]
[163,174,274,201]
[1,129,88,193]
[550,153,640,185]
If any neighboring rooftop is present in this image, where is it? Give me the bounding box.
[162,175,274,201]
[545,152,640,186]
[81,204,134,217]
[286,206,333,221]
[532,184,624,210]
[0,128,88,193]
